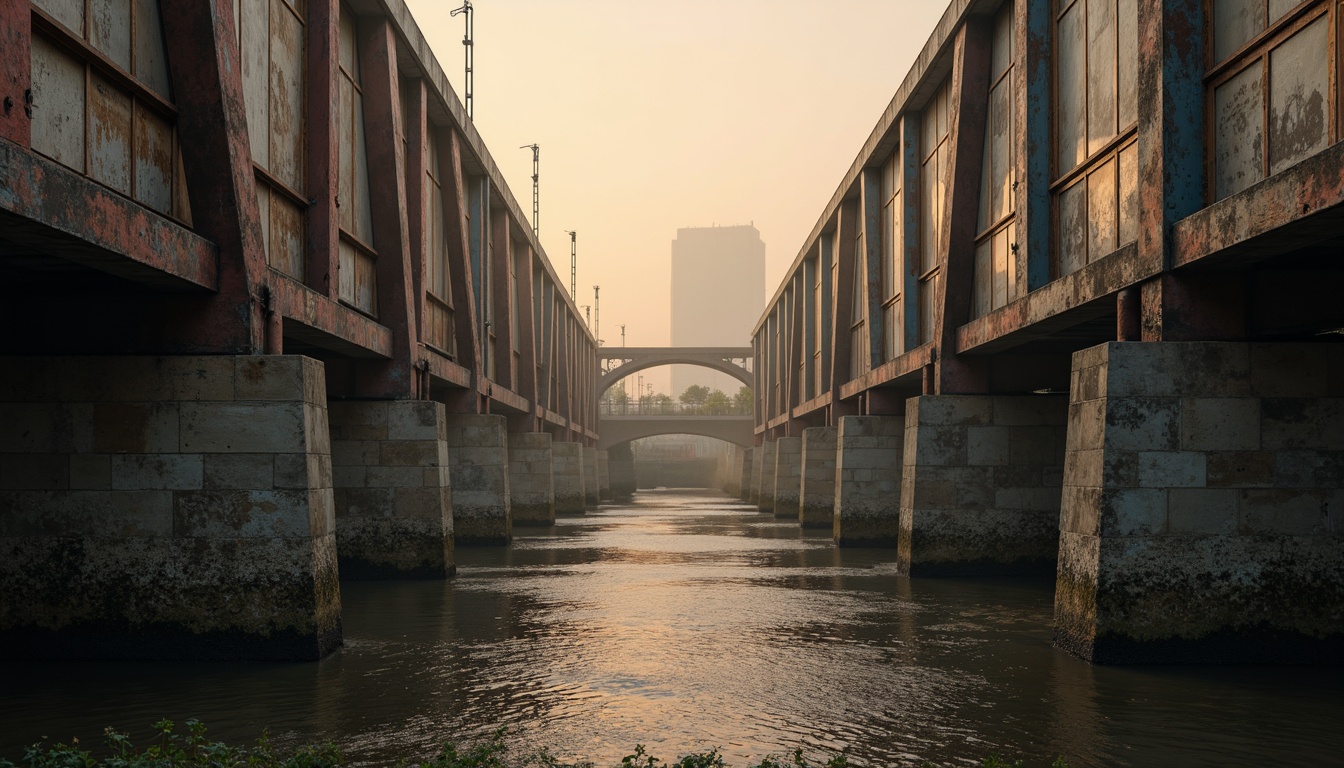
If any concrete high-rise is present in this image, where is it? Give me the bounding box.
[670,225,765,397]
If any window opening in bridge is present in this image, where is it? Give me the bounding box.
[812,250,824,398]
[849,229,869,381]
[424,126,457,357]
[337,3,378,315]
[1208,0,1337,201]
[919,78,950,345]
[29,0,191,224]
[235,0,307,278]
[1053,0,1137,279]
[881,146,904,360]
[973,2,1019,319]
[511,236,522,384]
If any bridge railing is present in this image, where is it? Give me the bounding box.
[598,399,752,417]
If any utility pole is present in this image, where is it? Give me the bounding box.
[618,324,627,415]
[450,1,473,119]
[564,230,576,300]
[593,285,600,347]
[520,144,539,237]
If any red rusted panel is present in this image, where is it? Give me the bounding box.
[305,0,338,294]
[935,17,992,395]
[159,0,270,353]
[489,209,513,389]
[352,14,418,399]
[1,0,32,147]
[0,140,217,289]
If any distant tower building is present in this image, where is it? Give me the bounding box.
[670,224,765,397]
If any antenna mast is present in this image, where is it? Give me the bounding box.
[564,231,577,300]
[450,1,473,119]
[520,144,539,237]
[593,285,600,346]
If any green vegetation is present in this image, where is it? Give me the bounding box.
[0,722,1067,768]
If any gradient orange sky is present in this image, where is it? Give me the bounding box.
[403,0,947,393]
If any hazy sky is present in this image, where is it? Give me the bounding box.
[402,0,947,391]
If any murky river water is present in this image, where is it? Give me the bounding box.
[3,489,1342,766]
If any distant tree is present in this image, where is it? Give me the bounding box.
[653,393,675,414]
[703,389,732,415]
[733,386,753,415]
[679,385,711,411]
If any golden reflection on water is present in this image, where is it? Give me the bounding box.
[2,489,1342,766]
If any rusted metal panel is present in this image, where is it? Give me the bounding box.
[33,0,82,34]
[240,0,269,167]
[0,139,217,290]
[90,0,131,71]
[1214,63,1264,199]
[89,70,133,195]
[337,73,355,232]
[155,0,279,353]
[1086,0,1118,154]
[133,0,170,97]
[354,248,376,314]
[1117,0,1137,127]
[1267,15,1329,175]
[30,34,85,170]
[1087,157,1118,261]
[1057,2,1086,172]
[1117,141,1138,244]
[256,182,272,255]
[132,100,173,213]
[338,238,356,301]
[1213,0,1262,63]
[271,196,304,277]
[269,0,305,191]
[1058,180,1086,276]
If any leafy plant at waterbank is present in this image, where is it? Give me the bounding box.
[0,721,1068,768]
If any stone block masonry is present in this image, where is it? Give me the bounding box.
[738,448,753,501]
[443,414,510,545]
[1055,342,1344,664]
[583,446,601,508]
[597,450,611,502]
[0,356,341,660]
[899,395,1067,576]
[757,440,778,513]
[328,401,453,578]
[773,437,802,520]
[553,441,586,514]
[834,415,904,545]
[749,447,764,505]
[799,427,837,528]
[509,432,554,525]
[608,442,636,502]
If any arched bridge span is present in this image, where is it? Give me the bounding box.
[598,346,754,394]
[597,415,754,451]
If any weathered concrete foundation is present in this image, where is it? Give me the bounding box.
[749,447,764,505]
[834,415,904,546]
[507,432,554,526]
[0,356,341,660]
[608,442,636,501]
[773,437,802,520]
[329,400,453,579]
[597,450,611,501]
[739,448,754,501]
[725,448,745,497]
[552,441,587,514]
[899,395,1067,576]
[583,446,601,508]
[799,427,837,528]
[757,440,778,513]
[1055,342,1344,664]
[443,414,510,545]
